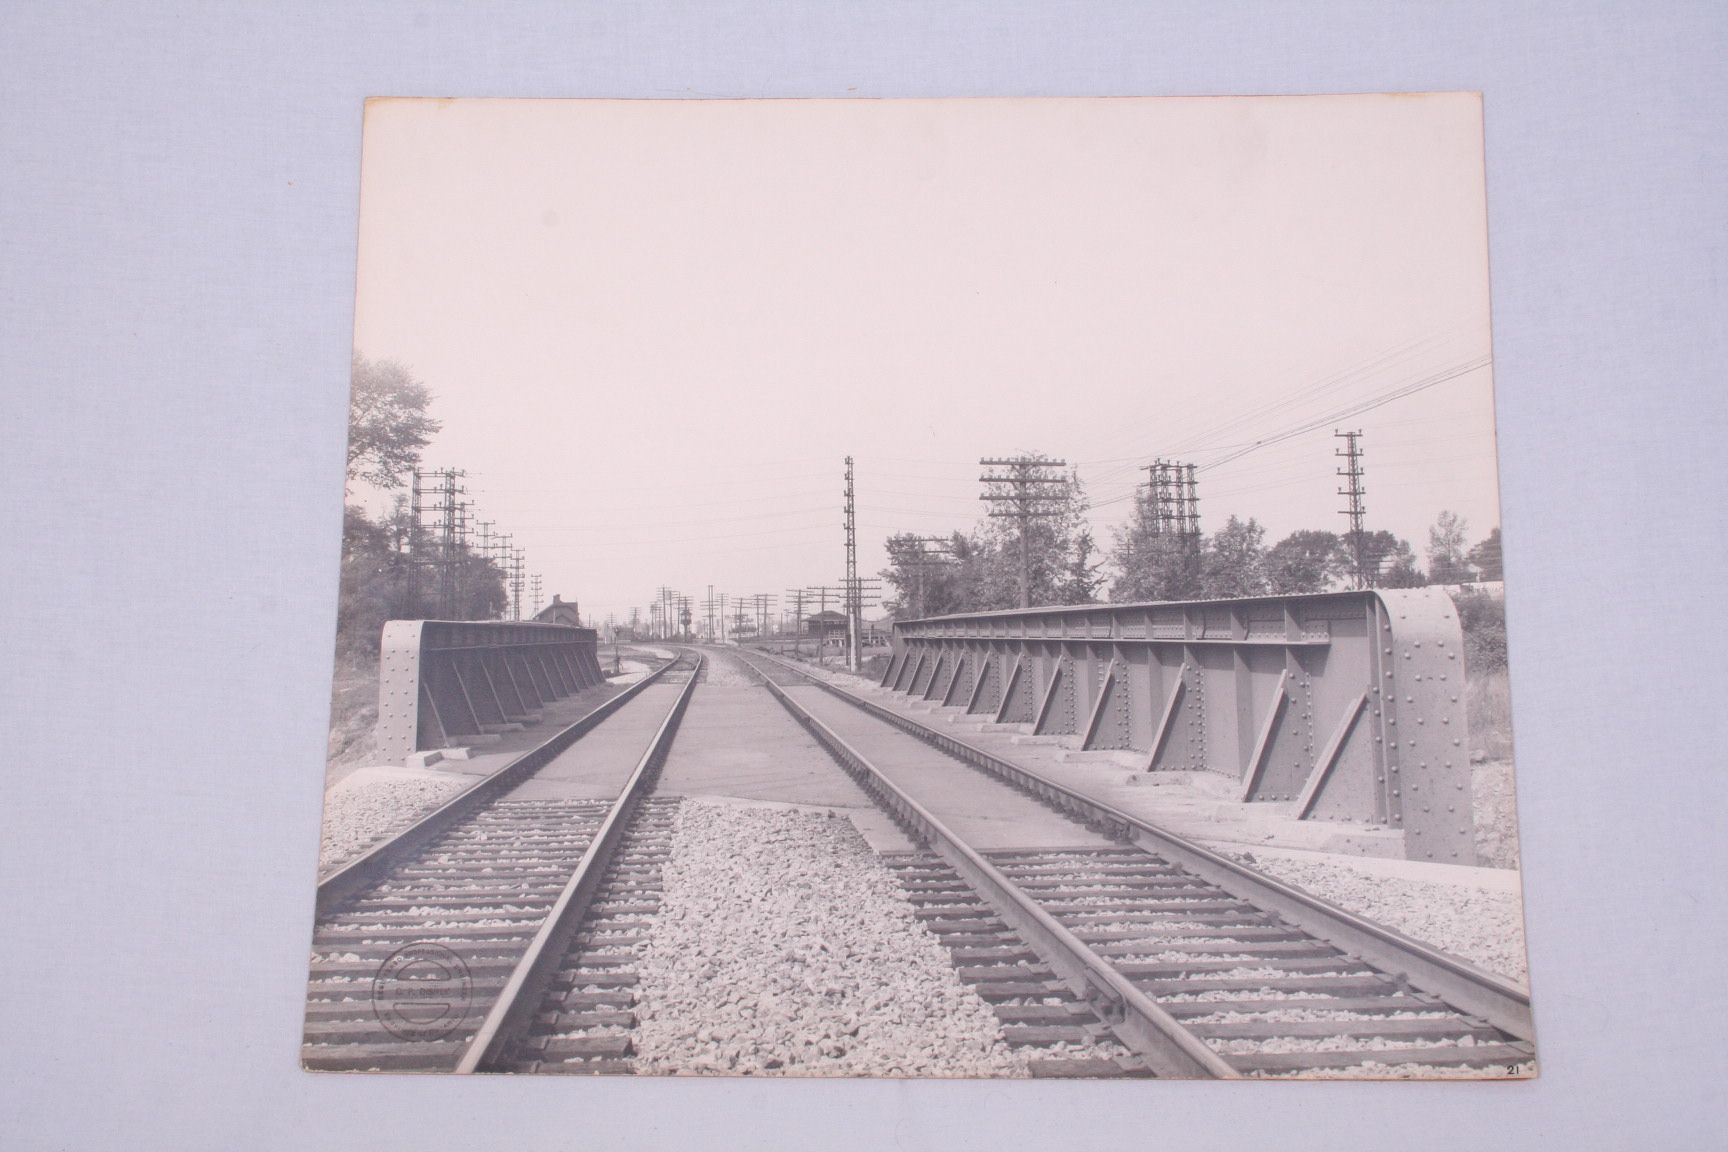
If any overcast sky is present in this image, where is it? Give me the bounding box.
[351,95,1500,624]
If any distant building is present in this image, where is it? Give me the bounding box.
[805,609,848,643]
[803,609,889,648]
[533,594,583,627]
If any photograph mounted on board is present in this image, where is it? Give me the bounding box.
[305,95,1534,1079]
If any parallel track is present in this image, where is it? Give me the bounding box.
[302,651,701,1073]
[738,647,1535,1079]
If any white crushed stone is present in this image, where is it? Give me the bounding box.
[698,654,761,687]
[317,768,470,872]
[1222,851,1528,985]
[632,800,1033,1077]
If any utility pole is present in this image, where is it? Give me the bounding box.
[530,574,543,617]
[474,519,493,618]
[1183,463,1201,541]
[1141,459,1201,559]
[1143,460,1173,535]
[1336,429,1370,589]
[842,457,860,670]
[899,536,954,619]
[840,576,881,655]
[654,586,674,640]
[438,469,461,619]
[980,456,1069,610]
[407,470,427,612]
[749,593,776,644]
[807,585,838,663]
[786,588,808,657]
[510,547,525,621]
[412,467,468,618]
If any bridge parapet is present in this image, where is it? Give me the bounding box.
[882,588,1473,863]
[376,620,604,764]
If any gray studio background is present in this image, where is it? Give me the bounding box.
[3,2,1724,1149]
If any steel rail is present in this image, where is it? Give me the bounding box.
[314,652,680,918]
[457,650,703,1073]
[735,650,1237,1079]
[750,648,1535,1043]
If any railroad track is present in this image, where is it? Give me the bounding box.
[302,650,701,1073]
[736,647,1535,1079]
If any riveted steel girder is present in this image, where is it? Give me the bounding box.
[376,620,606,764]
[882,589,1473,862]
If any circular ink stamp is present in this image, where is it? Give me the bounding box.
[371,942,473,1041]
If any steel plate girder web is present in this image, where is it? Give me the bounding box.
[882,590,1469,843]
[376,620,605,763]
[757,650,1530,1041]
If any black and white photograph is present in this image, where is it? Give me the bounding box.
[9,2,1728,1147]
[305,95,1534,1079]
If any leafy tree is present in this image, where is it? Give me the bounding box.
[1265,529,1347,593]
[1201,515,1269,597]
[1057,526,1105,605]
[974,461,1094,610]
[1357,529,1426,588]
[336,497,508,657]
[880,463,1101,616]
[1468,527,1504,582]
[880,530,977,619]
[347,353,441,491]
[335,505,418,658]
[1109,530,1202,602]
[1450,586,1508,673]
[1107,486,1203,603]
[1427,510,1473,584]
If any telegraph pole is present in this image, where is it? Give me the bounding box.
[489,532,512,618]
[511,547,525,621]
[901,536,954,619]
[786,588,808,657]
[1183,463,1201,541]
[750,593,776,644]
[438,469,460,619]
[1336,429,1370,589]
[530,574,543,617]
[843,456,861,671]
[980,456,1069,610]
[654,586,673,640]
[408,470,427,611]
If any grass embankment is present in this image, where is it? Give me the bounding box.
[325,653,380,780]
[1455,588,1521,869]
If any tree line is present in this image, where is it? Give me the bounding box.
[335,355,508,658]
[878,457,1504,620]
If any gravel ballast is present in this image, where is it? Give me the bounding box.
[316,767,471,872]
[632,799,1033,1077]
[1218,849,1529,984]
